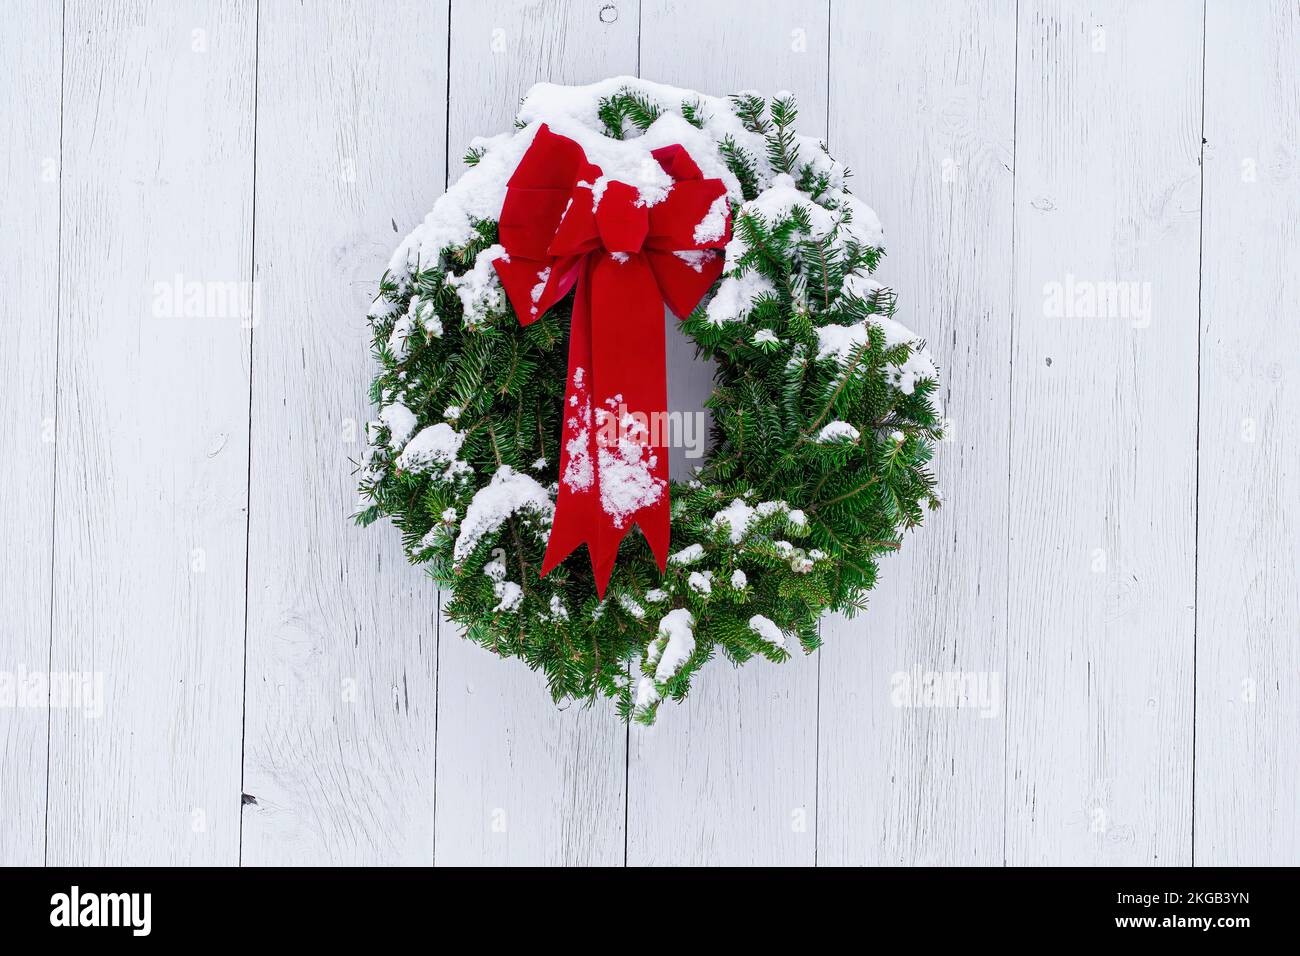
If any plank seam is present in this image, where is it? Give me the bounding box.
[1190,0,1208,868]
[43,0,68,868]
[237,0,262,869]
[1002,0,1020,869]
[624,0,644,869]
[815,0,832,870]
[431,0,454,869]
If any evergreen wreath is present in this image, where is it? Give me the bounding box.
[357,78,943,724]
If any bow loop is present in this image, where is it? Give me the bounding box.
[491,123,732,595]
[650,143,703,181]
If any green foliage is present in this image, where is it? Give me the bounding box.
[680,98,705,129]
[765,92,800,174]
[730,92,771,135]
[597,89,662,138]
[359,90,942,723]
[718,135,762,201]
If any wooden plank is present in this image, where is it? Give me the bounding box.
[46,0,254,865]
[817,0,1016,866]
[1196,0,1300,865]
[240,0,447,865]
[1006,0,1200,865]
[432,0,637,867]
[626,0,827,867]
[0,0,61,868]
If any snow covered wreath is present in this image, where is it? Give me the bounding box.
[357,79,942,723]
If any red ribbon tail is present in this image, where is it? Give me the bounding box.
[539,259,599,585]
[636,504,672,573]
[540,253,673,599]
[586,254,673,594]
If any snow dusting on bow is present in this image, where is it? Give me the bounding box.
[528,266,551,316]
[593,403,664,529]
[560,364,666,528]
[672,249,714,273]
[561,367,594,494]
[693,194,731,244]
[387,78,854,283]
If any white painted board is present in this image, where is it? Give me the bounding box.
[432,0,636,867]
[626,0,827,868]
[241,0,446,866]
[46,0,255,866]
[817,0,1016,866]
[1195,0,1300,866]
[1006,0,1200,866]
[4,0,1298,869]
[0,0,62,868]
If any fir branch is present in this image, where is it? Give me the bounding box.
[765,92,801,174]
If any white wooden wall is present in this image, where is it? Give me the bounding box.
[2,0,1296,867]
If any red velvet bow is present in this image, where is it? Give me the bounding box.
[493,123,731,596]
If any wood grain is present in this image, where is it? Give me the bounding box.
[1006,0,1201,866]
[0,0,62,867]
[817,0,1016,866]
[1195,0,1300,865]
[240,0,448,866]
[5,0,1299,868]
[626,0,827,867]
[46,0,255,865]
[432,0,637,867]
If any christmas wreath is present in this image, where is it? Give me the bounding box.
[357,78,942,723]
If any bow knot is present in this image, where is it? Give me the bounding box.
[589,182,648,253]
[493,124,731,596]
